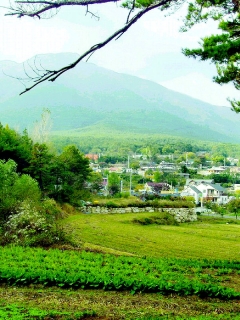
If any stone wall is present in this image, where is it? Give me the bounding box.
[82,206,197,223]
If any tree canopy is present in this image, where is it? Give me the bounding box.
[0,123,33,172]
[183,9,240,111]
[2,0,239,105]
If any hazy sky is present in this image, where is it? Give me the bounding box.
[0,0,239,106]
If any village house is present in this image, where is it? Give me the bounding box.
[85,154,99,162]
[207,166,227,174]
[181,180,229,205]
[181,185,202,204]
[186,179,214,186]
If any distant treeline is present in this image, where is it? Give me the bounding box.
[50,132,240,158]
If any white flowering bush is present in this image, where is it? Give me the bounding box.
[2,199,67,247]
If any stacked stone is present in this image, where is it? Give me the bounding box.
[82,206,197,223]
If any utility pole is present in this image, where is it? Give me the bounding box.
[129,170,132,195]
[106,175,108,193]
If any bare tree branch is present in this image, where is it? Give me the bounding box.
[16,0,176,94]
[3,0,121,18]
[85,4,100,19]
[126,0,135,23]
[3,0,183,94]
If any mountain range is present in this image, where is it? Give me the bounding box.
[0,52,239,143]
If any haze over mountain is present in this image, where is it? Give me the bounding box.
[0,53,239,143]
[160,72,239,107]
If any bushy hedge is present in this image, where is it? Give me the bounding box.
[132,212,179,226]
[91,199,194,209]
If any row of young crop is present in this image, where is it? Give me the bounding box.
[0,246,239,299]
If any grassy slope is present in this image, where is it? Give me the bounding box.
[62,213,240,260]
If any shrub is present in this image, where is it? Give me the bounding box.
[113,192,130,199]
[122,192,130,198]
[89,198,194,209]
[1,199,68,247]
[105,201,119,208]
[61,203,77,215]
[132,212,179,226]
[40,198,63,220]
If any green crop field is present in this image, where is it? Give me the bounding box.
[0,213,240,319]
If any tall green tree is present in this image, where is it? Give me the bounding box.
[27,143,54,192]
[108,172,120,195]
[0,124,33,173]
[57,145,91,203]
[183,1,240,110]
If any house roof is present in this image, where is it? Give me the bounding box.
[208,183,225,192]
[188,186,202,194]
[186,179,214,185]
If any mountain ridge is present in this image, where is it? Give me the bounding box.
[0,52,239,143]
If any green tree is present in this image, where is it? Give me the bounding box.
[0,159,18,219]
[162,144,174,155]
[88,172,103,194]
[180,165,189,173]
[131,161,140,170]
[12,174,41,203]
[209,172,233,184]
[153,170,163,182]
[0,124,33,173]
[0,159,41,220]
[57,145,91,203]
[27,143,54,192]
[227,198,240,219]
[108,172,120,195]
[183,3,239,110]
[211,155,225,166]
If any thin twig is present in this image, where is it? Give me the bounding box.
[5,0,121,18]
[126,0,136,23]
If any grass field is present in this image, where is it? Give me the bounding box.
[61,213,240,260]
[1,213,240,319]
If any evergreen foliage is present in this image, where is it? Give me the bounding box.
[0,124,32,172]
[183,2,240,110]
[0,159,41,220]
